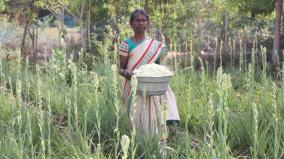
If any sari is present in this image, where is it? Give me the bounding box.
[119,37,180,138]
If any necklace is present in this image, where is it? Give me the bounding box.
[131,36,146,44]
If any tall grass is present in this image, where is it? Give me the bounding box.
[0,37,284,159]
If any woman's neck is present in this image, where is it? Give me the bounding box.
[133,33,146,41]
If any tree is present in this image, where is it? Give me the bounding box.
[272,0,282,69]
[147,0,194,49]
[5,0,52,57]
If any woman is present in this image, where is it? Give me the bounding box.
[119,9,180,138]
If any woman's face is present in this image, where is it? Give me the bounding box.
[131,14,149,34]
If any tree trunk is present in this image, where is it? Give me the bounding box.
[144,0,149,12]
[27,24,37,58]
[53,8,64,49]
[282,6,284,32]
[272,0,282,68]
[221,11,229,54]
[87,2,92,53]
[217,10,229,66]
[31,27,36,58]
[80,0,87,51]
[21,17,29,57]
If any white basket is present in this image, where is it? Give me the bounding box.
[136,75,173,95]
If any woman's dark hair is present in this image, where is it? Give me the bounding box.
[130,9,149,24]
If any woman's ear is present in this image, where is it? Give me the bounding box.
[130,21,133,27]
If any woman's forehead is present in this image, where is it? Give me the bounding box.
[133,14,147,19]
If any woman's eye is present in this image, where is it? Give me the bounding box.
[134,19,147,23]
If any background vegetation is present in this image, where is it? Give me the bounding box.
[1,0,284,158]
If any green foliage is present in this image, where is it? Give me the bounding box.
[236,0,274,15]
[225,0,274,30]
[0,0,6,12]
[1,1,284,157]
[1,46,284,158]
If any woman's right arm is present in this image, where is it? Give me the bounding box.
[119,41,132,80]
[119,55,132,80]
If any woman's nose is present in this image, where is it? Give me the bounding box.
[139,21,144,25]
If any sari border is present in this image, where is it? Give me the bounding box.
[131,38,155,71]
[147,43,162,63]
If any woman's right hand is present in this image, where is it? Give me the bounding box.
[123,70,133,80]
[119,69,133,80]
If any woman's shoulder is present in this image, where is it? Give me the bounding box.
[120,38,133,44]
[119,38,130,53]
[119,38,131,48]
[121,38,136,49]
